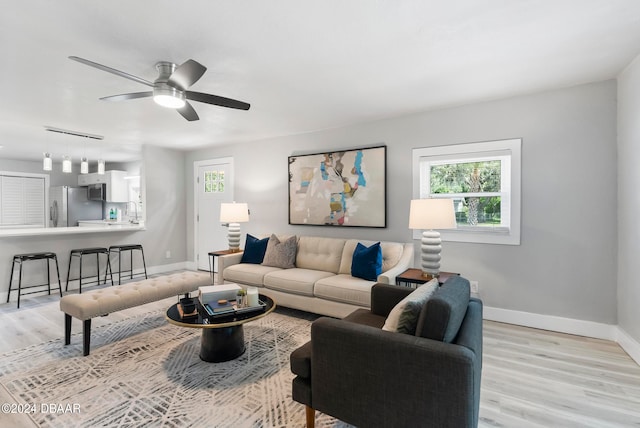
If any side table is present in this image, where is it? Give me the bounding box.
[208,249,242,284]
[395,268,459,288]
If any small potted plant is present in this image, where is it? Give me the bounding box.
[236,289,247,307]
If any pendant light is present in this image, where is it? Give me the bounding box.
[62,155,72,173]
[43,152,52,171]
[80,141,88,174]
[97,159,105,175]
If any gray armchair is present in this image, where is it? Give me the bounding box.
[290,276,483,428]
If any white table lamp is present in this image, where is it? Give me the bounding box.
[409,198,456,278]
[220,202,249,252]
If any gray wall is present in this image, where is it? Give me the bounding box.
[617,54,640,342]
[185,80,618,324]
[0,146,187,296]
[141,145,187,267]
[0,158,79,187]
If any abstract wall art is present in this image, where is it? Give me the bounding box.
[288,145,387,227]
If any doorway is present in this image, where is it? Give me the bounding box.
[194,157,234,272]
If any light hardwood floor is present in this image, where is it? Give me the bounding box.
[1,279,640,427]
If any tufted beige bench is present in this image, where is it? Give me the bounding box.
[60,271,211,356]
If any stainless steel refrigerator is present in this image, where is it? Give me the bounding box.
[49,186,103,227]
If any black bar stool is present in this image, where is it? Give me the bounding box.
[66,247,113,294]
[108,244,148,285]
[7,252,62,308]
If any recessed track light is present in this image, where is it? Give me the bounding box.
[44,126,104,140]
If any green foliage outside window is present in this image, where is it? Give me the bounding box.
[430,161,502,226]
[204,170,225,193]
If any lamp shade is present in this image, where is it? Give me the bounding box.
[220,202,249,223]
[409,199,456,230]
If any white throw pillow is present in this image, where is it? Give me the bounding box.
[382,279,439,334]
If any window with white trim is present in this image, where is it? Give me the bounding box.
[412,139,521,245]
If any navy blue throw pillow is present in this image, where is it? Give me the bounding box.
[351,242,383,281]
[241,234,269,264]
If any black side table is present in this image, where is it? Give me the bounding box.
[395,268,459,288]
[208,249,242,284]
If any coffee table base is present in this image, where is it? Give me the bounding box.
[200,324,245,362]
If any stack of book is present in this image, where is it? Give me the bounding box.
[203,299,268,318]
[203,299,235,316]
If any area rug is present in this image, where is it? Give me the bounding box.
[0,308,352,427]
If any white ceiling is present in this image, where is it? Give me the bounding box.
[1,0,639,164]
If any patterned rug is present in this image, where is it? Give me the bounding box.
[0,308,352,427]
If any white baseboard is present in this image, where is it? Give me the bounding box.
[616,327,640,366]
[184,261,199,271]
[484,305,640,366]
[147,262,190,275]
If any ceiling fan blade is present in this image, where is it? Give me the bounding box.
[186,91,250,110]
[69,56,154,87]
[99,91,153,102]
[177,101,199,121]
[168,59,207,90]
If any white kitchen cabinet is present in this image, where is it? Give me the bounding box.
[77,174,88,186]
[78,173,107,186]
[78,171,127,202]
[106,170,127,202]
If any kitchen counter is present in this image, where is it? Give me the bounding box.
[0,222,145,238]
[78,220,139,227]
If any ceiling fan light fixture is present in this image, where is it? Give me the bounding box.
[43,152,52,171]
[153,86,186,109]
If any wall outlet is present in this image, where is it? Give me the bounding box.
[165,250,171,259]
[470,280,479,293]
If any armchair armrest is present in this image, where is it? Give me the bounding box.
[216,252,244,284]
[310,317,478,428]
[370,283,412,317]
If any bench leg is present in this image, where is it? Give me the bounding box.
[64,313,71,345]
[83,319,91,356]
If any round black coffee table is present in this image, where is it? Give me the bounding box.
[165,294,275,362]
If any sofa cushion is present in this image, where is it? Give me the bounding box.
[296,236,346,273]
[223,263,282,287]
[240,234,269,264]
[415,276,471,342]
[351,242,382,281]
[264,268,335,296]
[339,240,404,275]
[313,274,375,307]
[382,279,439,334]
[262,234,297,269]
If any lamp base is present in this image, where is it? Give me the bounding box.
[227,222,241,252]
[420,230,442,278]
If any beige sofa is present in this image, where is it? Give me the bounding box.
[218,236,413,318]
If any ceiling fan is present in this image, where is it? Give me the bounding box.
[69,56,250,121]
